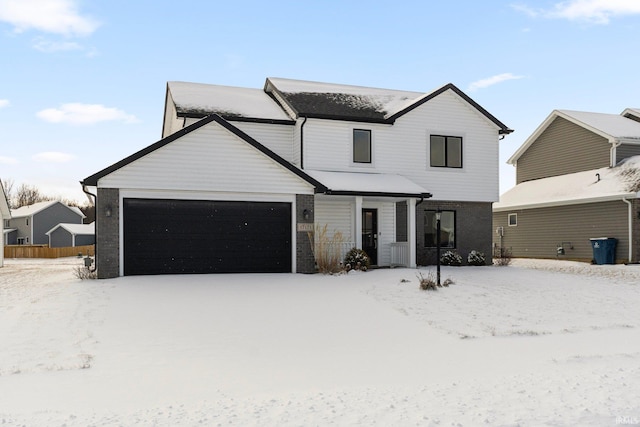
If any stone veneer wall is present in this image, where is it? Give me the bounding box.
[417,201,492,266]
[296,194,316,273]
[96,188,120,279]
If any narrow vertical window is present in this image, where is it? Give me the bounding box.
[508,213,517,226]
[353,129,371,164]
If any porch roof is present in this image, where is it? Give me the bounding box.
[305,170,432,199]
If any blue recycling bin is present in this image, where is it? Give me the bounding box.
[589,238,617,265]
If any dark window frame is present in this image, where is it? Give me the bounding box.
[423,209,456,248]
[353,129,372,164]
[430,135,463,168]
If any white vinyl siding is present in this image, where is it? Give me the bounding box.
[98,121,313,195]
[314,198,354,242]
[301,90,501,202]
[232,122,294,163]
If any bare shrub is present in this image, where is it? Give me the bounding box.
[73,266,97,280]
[308,224,345,274]
[493,247,513,266]
[417,271,438,291]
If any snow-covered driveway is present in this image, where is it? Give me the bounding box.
[1,258,639,426]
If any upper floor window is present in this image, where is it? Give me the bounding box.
[508,213,517,226]
[353,129,372,164]
[430,135,462,168]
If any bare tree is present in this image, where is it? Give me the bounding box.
[14,183,49,208]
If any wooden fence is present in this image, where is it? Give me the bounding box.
[4,245,95,259]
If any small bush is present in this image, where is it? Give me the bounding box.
[442,278,454,286]
[440,250,462,266]
[493,247,513,266]
[344,248,370,272]
[417,271,437,291]
[73,266,97,280]
[467,250,486,266]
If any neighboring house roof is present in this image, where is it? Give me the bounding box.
[11,200,86,219]
[82,114,328,191]
[509,109,640,164]
[622,108,640,121]
[265,77,513,133]
[0,181,9,219]
[494,155,640,211]
[305,170,431,198]
[167,81,295,124]
[46,222,95,236]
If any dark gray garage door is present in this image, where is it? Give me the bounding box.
[123,198,292,275]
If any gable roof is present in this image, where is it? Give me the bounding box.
[10,200,84,219]
[265,77,513,133]
[46,222,95,236]
[508,109,640,164]
[167,81,294,125]
[82,114,327,192]
[495,155,640,211]
[0,181,10,219]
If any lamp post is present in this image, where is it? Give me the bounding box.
[435,209,441,286]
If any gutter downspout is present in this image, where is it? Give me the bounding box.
[610,139,622,167]
[623,197,633,263]
[300,116,308,169]
[82,182,97,268]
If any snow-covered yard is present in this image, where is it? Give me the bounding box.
[1,258,640,426]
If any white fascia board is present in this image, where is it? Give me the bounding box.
[493,192,638,212]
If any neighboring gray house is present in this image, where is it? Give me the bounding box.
[0,181,10,267]
[494,109,640,263]
[6,201,85,245]
[83,77,511,278]
[46,222,95,248]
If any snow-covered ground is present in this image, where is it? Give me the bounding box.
[1,258,640,426]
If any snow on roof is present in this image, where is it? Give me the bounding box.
[168,81,293,121]
[305,169,429,196]
[495,156,640,211]
[46,222,94,236]
[11,201,85,219]
[11,200,58,218]
[559,110,640,140]
[267,77,424,120]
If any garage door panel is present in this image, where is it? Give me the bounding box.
[123,199,291,275]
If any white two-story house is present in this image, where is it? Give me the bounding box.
[82,77,511,278]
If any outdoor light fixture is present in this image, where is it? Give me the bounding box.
[303,209,310,220]
[105,205,112,217]
[435,209,442,286]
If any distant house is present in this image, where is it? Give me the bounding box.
[0,181,10,267]
[83,77,511,278]
[6,201,85,246]
[494,109,640,263]
[46,222,95,248]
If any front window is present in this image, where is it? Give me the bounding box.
[508,213,517,226]
[430,135,462,168]
[353,129,371,163]
[424,210,456,248]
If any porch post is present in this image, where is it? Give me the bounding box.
[355,196,363,249]
[407,198,416,267]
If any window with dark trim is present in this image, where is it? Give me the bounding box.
[508,213,517,226]
[353,129,372,163]
[430,135,462,168]
[424,210,456,248]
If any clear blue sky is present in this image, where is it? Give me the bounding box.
[1,0,639,203]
